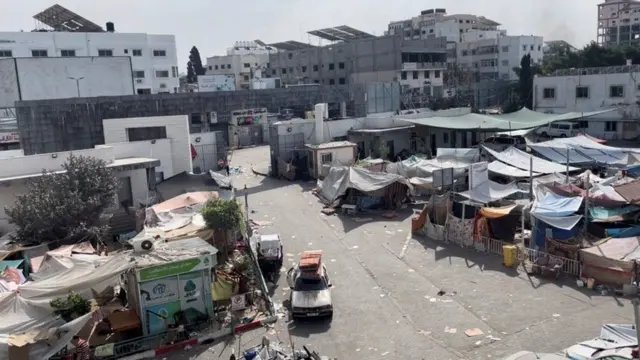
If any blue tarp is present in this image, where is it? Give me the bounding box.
[532,218,580,249]
[609,227,640,238]
[590,206,640,221]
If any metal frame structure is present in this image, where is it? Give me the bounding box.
[307,25,375,42]
[267,40,315,51]
[33,4,103,32]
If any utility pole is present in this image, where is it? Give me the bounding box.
[68,76,84,97]
[633,299,640,357]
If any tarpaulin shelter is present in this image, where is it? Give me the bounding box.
[317,166,412,204]
[395,107,613,131]
[458,181,525,203]
[483,146,578,175]
[422,192,451,241]
[475,204,520,242]
[386,148,479,188]
[565,324,637,360]
[529,135,635,165]
[580,236,640,285]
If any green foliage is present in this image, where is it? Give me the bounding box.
[5,154,118,244]
[187,60,196,84]
[518,54,534,109]
[201,198,244,231]
[541,42,640,75]
[187,46,206,84]
[50,292,91,321]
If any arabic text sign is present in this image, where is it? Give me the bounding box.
[139,277,179,306]
[0,132,19,144]
[138,255,211,281]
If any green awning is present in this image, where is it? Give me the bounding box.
[394,108,615,131]
[0,259,24,270]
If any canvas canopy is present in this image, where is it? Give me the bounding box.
[488,161,541,178]
[395,108,613,131]
[483,146,578,174]
[457,181,524,203]
[318,166,412,204]
[529,135,632,165]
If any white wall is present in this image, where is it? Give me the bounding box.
[534,70,640,139]
[206,52,270,90]
[0,31,178,94]
[1,147,114,178]
[16,57,134,101]
[103,115,192,177]
[116,168,149,207]
[96,139,174,178]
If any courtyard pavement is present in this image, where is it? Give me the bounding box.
[170,146,635,360]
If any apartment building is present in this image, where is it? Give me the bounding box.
[267,27,447,96]
[205,41,277,90]
[0,5,179,94]
[533,65,640,140]
[597,0,640,45]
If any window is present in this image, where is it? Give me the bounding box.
[272,69,276,75]
[124,49,129,54]
[133,70,145,78]
[155,70,169,78]
[530,45,534,51]
[227,64,231,69]
[321,152,333,164]
[60,49,76,57]
[302,66,307,72]
[610,85,625,97]
[98,49,113,57]
[522,45,527,51]
[576,86,589,98]
[244,63,250,68]
[329,63,335,70]
[314,80,320,84]
[605,121,618,132]
[132,49,142,56]
[31,49,48,57]
[339,77,346,84]
[127,126,167,141]
[424,70,430,78]
[413,71,419,79]
[0,50,12,57]
[288,67,293,73]
[214,65,219,70]
[329,79,335,85]
[401,71,407,80]
[338,62,345,69]
[288,53,293,59]
[501,59,509,66]
[443,132,449,143]
[171,66,179,77]
[543,88,555,99]
[243,75,249,81]
[501,45,509,52]
[282,68,287,74]
[159,83,167,89]
[137,88,151,95]
[434,70,441,78]
[537,45,541,51]
[153,50,167,57]
[313,65,319,72]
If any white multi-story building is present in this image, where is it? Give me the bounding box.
[457,32,544,81]
[387,8,500,43]
[597,0,640,45]
[533,65,640,140]
[205,41,277,90]
[0,31,179,94]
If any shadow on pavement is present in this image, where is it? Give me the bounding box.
[287,317,332,339]
[331,209,414,233]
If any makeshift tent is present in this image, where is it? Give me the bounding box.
[529,135,631,165]
[488,161,541,178]
[565,324,637,360]
[445,213,475,247]
[483,146,578,174]
[531,187,583,217]
[580,237,640,285]
[458,181,525,203]
[395,108,613,131]
[317,166,412,204]
[422,192,451,241]
[475,204,519,242]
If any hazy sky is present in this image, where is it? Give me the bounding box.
[1,0,602,70]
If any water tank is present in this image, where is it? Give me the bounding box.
[435,8,446,14]
[106,22,115,32]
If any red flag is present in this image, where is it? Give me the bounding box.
[190,144,197,160]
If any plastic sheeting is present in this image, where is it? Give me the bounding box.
[483,146,578,174]
[458,181,525,203]
[317,166,412,204]
[531,187,583,217]
[529,136,630,165]
[488,161,542,178]
[395,107,613,130]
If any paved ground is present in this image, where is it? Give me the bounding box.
[170,146,636,360]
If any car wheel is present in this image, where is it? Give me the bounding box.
[541,132,548,138]
[560,134,567,137]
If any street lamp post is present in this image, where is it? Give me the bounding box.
[68,76,84,97]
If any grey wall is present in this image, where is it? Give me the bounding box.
[268,35,447,86]
[0,59,19,109]
[16,85,366,155]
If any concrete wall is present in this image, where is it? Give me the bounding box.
[116,168,149,207]
[0,180,27,233]
[103,115,192,177]
[190,131,226,173]
[0,31,178,94]
[2,147,114,178]
[15,85,364,155]
[96,139,174,178]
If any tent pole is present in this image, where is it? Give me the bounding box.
[565,147,570,184]
[583,175,590,233]
[529,156,533,200]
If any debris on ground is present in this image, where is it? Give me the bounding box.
[486,335,502,342]
[444,327,457,334]
[250,219,272,227]
[465,328,484,337]
[382,212,399,219]
[353,217,373,222]
[321,208,336,215]
[437,290,446,296]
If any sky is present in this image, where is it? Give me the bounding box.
[1,0,603,71]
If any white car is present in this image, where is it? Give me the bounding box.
[286,260,333,319]
[536,121,582,138]
[502,351,565,360]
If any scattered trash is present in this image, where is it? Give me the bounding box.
[353,217,373,222]
[444,327,457,334]
[429,298,437,302]
[330,259,337,262]
[356,349,361,352]
[407,269,415,273]
[475,341,482,346]
[465,328,485,337]
[184,345,192,350]
[437,290,446,296]
[352,245,359,249]
[552,314,561,317]
[382,212,399,219]
[308,242,313,246]
[441,299,453,303]
[285,253,295,257]
[385,231,395,235]
[291,236,296,239]
[380,294,385,298]
[250,219,271,227]
[381,352,390,356]
[321,208,336,215]
[486,335,502,341]
[418,330,431,336]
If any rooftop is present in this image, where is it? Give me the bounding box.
[306,141,357,149]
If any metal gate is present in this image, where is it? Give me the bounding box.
[235,125,263,147]
[193,144,219,173]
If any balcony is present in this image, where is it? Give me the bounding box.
[402,62,446,71]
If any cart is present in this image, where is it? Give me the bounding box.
[529,255,563,279]
[256,234,283,283]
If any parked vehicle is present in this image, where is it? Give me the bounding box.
[501,351,565,360]
[481,134,527,152]
[536,121,582,138]
[286,250,333,319]
[256,234,283,283]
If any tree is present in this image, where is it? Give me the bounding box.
[5,155,119,244]
[540,42,640,75]
[189,46,206,76]
[201,198,244,232]
[186,60,196,84]
[518,54,534,109]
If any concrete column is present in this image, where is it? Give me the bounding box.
[314,103,325,144]
[340,102,347,118]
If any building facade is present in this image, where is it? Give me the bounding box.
[205,41,277,90]
[0,57,135,108]
[597,0,640,45]
[0,31,179,94]
[533,65,640,140]
[267,35,447,96]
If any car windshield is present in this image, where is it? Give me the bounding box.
[294,276,328,291]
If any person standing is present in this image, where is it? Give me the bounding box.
[71,335,90,360]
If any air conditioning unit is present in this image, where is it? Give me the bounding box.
[135,79,143,84]
[132,237,155,252]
